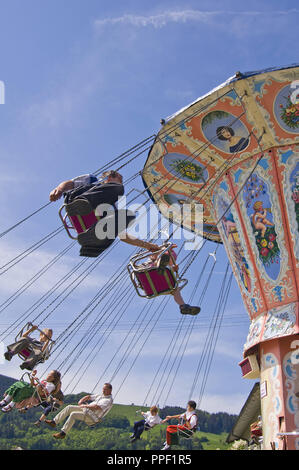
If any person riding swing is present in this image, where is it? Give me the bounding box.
[129,406,165,442]
[128,243,201,316]
[32,389,64,427]
[50,170,161,256]
[4,323,53,370]
[161,400,198,450]
[45,382,113,439]
[0,370,61,413]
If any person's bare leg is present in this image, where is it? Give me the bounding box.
[120,232,160,252]
[173,288,185,306]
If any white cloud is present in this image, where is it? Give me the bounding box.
[0,239,111,299]
[94,10,214,29]
[22,7,299,130]
[94,9,299,31]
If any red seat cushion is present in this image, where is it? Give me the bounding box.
[136,268,176,297]
[19,348,31,358]
[69,212,99,234]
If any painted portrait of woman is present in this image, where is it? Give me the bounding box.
[201,109,250,154]
[216,126,249,153]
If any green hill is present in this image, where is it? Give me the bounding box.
[0,374,235,450]
[0,374,15,397]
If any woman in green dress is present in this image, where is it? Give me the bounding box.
[0,370,61,413]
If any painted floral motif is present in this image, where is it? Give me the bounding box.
[243,173,280,280]
[262,305,296,341]
[279,95,299,129]
[162,153,209,184]
[255,227,280,266]
[273,83,299,134]
[290,168,299,232]
[169,159,206,182]
[245,316,263,349]
[263,275,294,304]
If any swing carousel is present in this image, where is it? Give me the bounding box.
[143,63,299,450]
[0,63,298,450]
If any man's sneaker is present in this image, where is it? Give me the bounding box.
[53,431,66,440]
[34,420,41,427]
[4,351,13,361]
[129,434,135,439]
[45,419,56,428]
[161,443,171,450]
[180,304,201,316]
[20,363,33,371]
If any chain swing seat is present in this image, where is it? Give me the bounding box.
[127,243,188,299]
[59,201,110,258]
[171,414,199,446]
[17,372,58,413]
[15,322,55,365]
[83,405,112,428]
[59,203,101,240]
[59,202,135,258]
[178,415,199,439]
[134,409,152,435]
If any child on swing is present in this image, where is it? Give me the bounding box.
[129,406,165,442]
[142,244,201,316]
[4,324,53,370]
[33,389,64,427]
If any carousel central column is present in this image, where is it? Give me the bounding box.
[259,335,299,450]
[212,148,299,450]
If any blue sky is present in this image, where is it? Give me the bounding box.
[0,1,298,414]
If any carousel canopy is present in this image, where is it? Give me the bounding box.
[142,63,299,243]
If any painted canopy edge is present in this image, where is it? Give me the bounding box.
[166,62,299,123]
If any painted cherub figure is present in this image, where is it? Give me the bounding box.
[252,201,274,238]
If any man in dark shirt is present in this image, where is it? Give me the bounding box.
[50,170,124,208]
[50,170,160,254]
